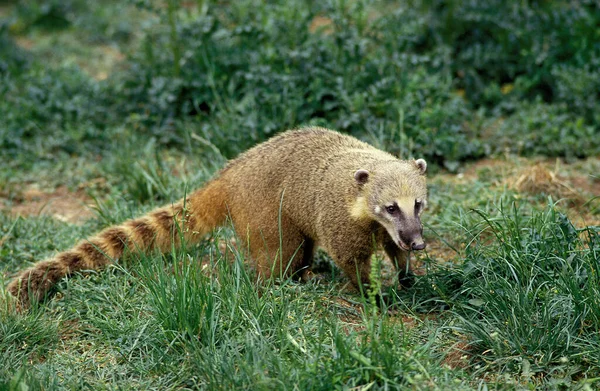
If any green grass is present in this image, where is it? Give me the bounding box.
[1,0,600,389]
[459,204,600,377]
[2,162,598,389]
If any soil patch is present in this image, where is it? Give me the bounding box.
[442,340,473,370]
[2,185,95,224]
[309,16,334,34]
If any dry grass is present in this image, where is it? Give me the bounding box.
[508,162,585,205]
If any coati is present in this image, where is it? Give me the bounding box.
[7,127,428,307]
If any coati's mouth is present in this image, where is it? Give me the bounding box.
[384,228,412,251]
[384,226,423,251]
[397,237,426,251]
[396,239,411,251]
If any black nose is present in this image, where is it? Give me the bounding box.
[412,242,426,251]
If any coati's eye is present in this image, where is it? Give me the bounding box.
[385,205,398,214]
[415,200,422,209]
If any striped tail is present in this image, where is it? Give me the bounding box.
[7,179,228,308]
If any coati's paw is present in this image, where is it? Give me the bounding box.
[398,271,416,289]
[299,268,316,282]
[299,268,328,283]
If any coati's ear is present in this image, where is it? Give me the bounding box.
[414,159,427,175]
[354,169,370,185]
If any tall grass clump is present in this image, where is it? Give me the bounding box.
[137,237,240,345]
[458,201,600,382]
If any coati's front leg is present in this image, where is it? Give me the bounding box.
[324,234,375,292]
[335,253,373,293]
[331,247,398,308]
[242,216,314,281]
[383,239,414,288]
[296,237,316,282]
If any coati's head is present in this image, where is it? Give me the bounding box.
[353,159,428,251]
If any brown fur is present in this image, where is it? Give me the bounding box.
[7,127,427,307]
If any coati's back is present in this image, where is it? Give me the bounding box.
[220,128,396,237]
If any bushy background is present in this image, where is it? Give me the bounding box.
[2,0,598,173]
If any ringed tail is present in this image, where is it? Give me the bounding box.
[7,179,228,307]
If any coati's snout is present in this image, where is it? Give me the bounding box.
[398,206,426,251]
[393,213,426,251]
[399,226,426,251]
[411,240,426,251]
